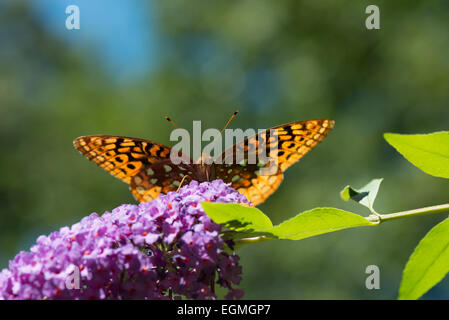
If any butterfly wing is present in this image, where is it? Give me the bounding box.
[214,163,284,206]
[73,135,195,202]
[215,119,334,206]
[130,160,199,202]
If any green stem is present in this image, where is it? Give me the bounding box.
[366,203,449,223]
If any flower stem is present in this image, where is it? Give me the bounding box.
[366,203,449,223]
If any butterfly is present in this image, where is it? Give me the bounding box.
[73,116,334,206]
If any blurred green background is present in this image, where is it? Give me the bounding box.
[1,0,449,299]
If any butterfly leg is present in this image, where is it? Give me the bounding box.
[176,174,191,192]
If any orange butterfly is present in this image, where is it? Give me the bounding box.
[74,114,334,206]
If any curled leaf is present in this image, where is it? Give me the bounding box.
[340,178,383,212]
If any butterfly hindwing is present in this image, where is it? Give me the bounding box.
[214,163,283,206]
[130,159,199,202]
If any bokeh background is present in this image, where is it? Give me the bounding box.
[1,0,449,299]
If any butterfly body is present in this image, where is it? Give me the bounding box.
[74,119,334,206]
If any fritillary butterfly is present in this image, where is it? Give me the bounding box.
[73,118,334,206]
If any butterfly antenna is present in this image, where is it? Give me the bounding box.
[165,115,192,152]
[205,110,238,165]
[220,110,238,134]
[165,116,180,129]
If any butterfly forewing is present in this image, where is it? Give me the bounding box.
[270,119,334,171]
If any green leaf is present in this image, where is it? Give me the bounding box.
[270,207,375,241]
[399,217,449,300]
[202,203,375,244]
[201,202,274,239]
[384,132,449,179]
[340,178,383,212]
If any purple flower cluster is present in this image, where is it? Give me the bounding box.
[0,180,249,300]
